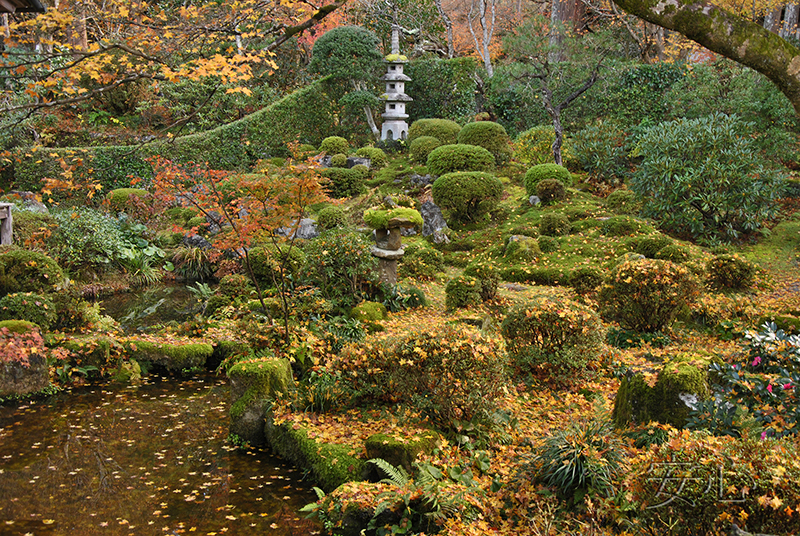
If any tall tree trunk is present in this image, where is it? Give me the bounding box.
[612,0,800,117]
[468,0,495,77]
[353,80,381,139]
[434,0,454,59]
[549,0,584,63]
[783,5,799,38]
[764,7,783,32]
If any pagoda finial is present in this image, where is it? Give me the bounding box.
[391,24,400,56]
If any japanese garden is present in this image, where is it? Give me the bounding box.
[1,0,800,535]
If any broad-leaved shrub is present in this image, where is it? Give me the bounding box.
[304,229,377,309]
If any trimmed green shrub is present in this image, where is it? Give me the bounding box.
[654,244,691,263]
[568,266,604,294]
[315,206,349,230]
[408,136,442,164]
[537,235,559,253]
[501,295,604,373]
[351,164,370,180]
[350,301,388,322]
[0,292,57,331]
[6,210,57,247]
[514,125,573,166]
[457,121,513,165]
[0,248,64,296]
[399,244,444,280]
[106,188,149,214]
[463,259,499,301]
[219,273,252,298]
[355,146,388,169]
[628,234,675,258]
[630,113,784,242]
[321,167,365,198]
[604,188,641,215]
[601,215,646,237]
[432,171,503,223]
[248,244,306,287]
[331,322,509,429]
[330,153,348,167]
[706,254,757,290]
[539,213,571,237]
[536,178,567,205]
[407,118,461,145]
[524,164,572,196]
[598,259,700,332]
[426,144,495,176]
[445,275,481,309]
[503,236,540,263]
[320,136,350,155]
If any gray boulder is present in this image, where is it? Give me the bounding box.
[420,200,448,243]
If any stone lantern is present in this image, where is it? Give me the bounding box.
[380,25,412,141]
[363,196,422,286]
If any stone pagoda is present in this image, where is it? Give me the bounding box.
[380,25,412,141]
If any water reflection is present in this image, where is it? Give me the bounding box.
[0,377,321,535]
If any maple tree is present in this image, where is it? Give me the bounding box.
[0,0,349,127]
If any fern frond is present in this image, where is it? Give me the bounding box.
[368,458,410,487]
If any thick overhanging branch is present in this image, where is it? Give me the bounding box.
[611,0,800,116]
[267,0,349,52]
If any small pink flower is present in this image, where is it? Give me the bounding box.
[761,431,768,440]
[752,356,762,367]
[784,383,793,390]
[767,384,773,394]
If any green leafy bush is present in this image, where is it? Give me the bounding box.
[537,235,559,253]
[331,323,509,428]
[432,171,503,223]
[426,144,495,176]
[531,420,623,502]
[570,121,628,182]
[536,178,567,205]
[630,113,784,242]
[399,244,444,280]
[524,164,572,196]
[627,234,675,258]
[408,136,442,164]
[355,146,388,169]
[303,229,376,309]
[538,213,571,237]
[444,275,481,310]
[457,121,513,165]
[501,296,604,374]
[315,206,349,230]
[0,248,64,296]
[219,274,252,298]
[463,259,499,301]
[598,259,700,332]
[706,253,756,290]
[514,126,573,166]
[6,210,57,247]
[320,136,350,155]
[106,188,149,215]
[653,244,691,263]
[330,153,348,167]
[248,244,306,287]
[567,266,604,294]
[604,188,641,215]
[407,118,461,145]
[601,215,646,237]
[0,292,57,331]
[321,167,365,198]
[503,236,540,263]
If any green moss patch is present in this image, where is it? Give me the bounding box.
[364,430,440,472]
[228,358,293,445]
[125,338,213,372]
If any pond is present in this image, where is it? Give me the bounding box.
[99,284,201,333]
[0,376,322,536]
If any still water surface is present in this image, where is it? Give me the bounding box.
[0,376,321,536]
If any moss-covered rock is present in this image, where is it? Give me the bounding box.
[111,359,142,383]
[228,358,293,446]
[265,415,366,492]
[364,431,440,473]
[0,321,49,398]
[125,338,213,372]
[56,335,120,370]
[612,353,713,429]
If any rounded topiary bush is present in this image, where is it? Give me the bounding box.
[248,245,306,286]
[503,236,540,263]
[539,213,571,237]
[524,164,572,196]
[567,266,604,294]
[426,144,495,176]
[106,188,149,214]
[598,258,700,332]
[321,167,365,198]
[601,215,646,237]
[445,275,481,310]
[0,248,64,296]
[628,234,675,258]
[501,296,604,374]
[0,292,57,331]
[457,121,513,165]
[604,188,641,215]
[316,206,349,230]
[320,136,350,155]
[432,171,503,223]
[331,322,508,428]
[355,146,388,169]
[706,254,757,290]
[330,153,348,168]
[536,178,568,205]
[537,235,559,253]
[407,118,461,145]
[8,210,57,247]
[463,259,499,301]
[219,273,252,298]
[654,244,691,263]
[409,136,442,164]
[399,244,444,280]
[351,164,370,180]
